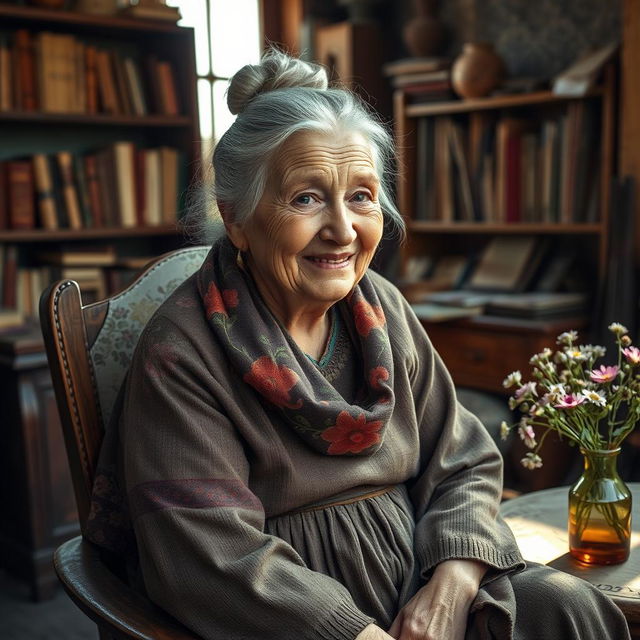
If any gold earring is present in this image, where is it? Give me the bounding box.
[236,249,245,271]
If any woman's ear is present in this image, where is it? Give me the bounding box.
[218,201,248,251]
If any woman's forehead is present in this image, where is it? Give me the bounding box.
[274,130,377,175]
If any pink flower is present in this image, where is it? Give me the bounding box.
[622,347,640,365]
[554,394,585,409]
[589,365,620,383]
[515,381,537,399]
[518,423,537,449]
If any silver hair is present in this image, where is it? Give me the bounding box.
[197,49,405,242]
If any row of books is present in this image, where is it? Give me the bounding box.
[0,28,180,116]
[403,237,588,323]
[415,102,601,224]
[0,142,184,231]
[0,244,150,328]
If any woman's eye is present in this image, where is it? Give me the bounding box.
[294,194,315,206]
[351,191,371,203]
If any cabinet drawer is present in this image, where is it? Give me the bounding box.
[424,324,556,393]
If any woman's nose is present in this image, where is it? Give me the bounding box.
[319,201,357,245]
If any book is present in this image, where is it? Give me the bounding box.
[32,153,58,230]
[156,60,179,116]
[38,245,117,266]
[0,307,23,330]
[84,45,99,114]
[96,147,118,226]
[83,154,104,227]
[73,154,93,227]
[552,42,618,97]
[411,302,484,322]
[14,29,37,111]
[383,57,451,77]
[123,57,147,116]
[159,146,178,223]
[0,33,12,111]
[6,160,35,229]
[96,48,119,114]
[466,235,539,292]
[120,2,181,22]
[48,153,69,228]
[448,121,475,221]
[56,151,83,229]
[111,50,132,115]
[2,244,18,308]
[112,141,137,227]
[391,69,450,88]
[484,292,587,319]
[0,162,7,230]
[143,148,162,225]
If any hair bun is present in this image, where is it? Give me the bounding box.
[227,49,328,115]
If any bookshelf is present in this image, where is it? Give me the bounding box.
[0,3,201,323]
[393,64,617,393]
[0,3,200,601]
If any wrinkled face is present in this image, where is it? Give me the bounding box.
[227,129,384,320]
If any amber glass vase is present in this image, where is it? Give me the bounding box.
[568,448,631,565]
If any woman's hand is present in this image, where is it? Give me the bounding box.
[388,559,487,640]
[355,623,396,640]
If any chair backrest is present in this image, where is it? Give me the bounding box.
[40,245,209,533]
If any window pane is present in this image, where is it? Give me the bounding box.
[212,79,236,141]
[197,78,213,142]
[167,0,211,76]
[210,0,260,78]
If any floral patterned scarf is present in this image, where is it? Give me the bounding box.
[197,236,395,456]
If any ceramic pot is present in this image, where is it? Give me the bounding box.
[402,0,445,57]
[568,448,631,565]
[451,42,505,99]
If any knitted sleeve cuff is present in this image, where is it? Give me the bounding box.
[315,599,375,640]
[418,537,524,579]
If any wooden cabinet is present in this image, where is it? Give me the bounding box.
[392,64,617,391]
[0,329,78,601]
[423,315,587,394]
[0,3,200,320]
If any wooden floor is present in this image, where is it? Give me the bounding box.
[0,569,96,640]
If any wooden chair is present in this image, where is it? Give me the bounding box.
[40,246,210,640]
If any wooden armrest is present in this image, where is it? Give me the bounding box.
[54,536,200,640]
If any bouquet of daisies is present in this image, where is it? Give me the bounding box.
[501,323,640,470]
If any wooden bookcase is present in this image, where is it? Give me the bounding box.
[0,3,201,321]
[393,65,617,393]
[0,4,200,600]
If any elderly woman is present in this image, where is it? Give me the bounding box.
[88,50,630,640]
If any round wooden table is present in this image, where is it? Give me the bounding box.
[501,483,640,638]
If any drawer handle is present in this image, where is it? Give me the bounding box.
[469,349,486,363]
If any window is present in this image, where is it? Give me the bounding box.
[167,0,261,158]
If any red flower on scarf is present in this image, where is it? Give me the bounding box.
[370,366,391,404]
[244,356,302,409]
[369,366,389,390]
[321,411,382,454]
[353,300,385,337]
[204,282,238,317]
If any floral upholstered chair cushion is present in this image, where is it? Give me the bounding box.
[90,246,210,428]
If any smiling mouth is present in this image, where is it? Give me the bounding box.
[304,254,353,268]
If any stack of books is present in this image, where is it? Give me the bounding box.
[383,57,454,104]
[0,28,181,116]
[0,142,184,231]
